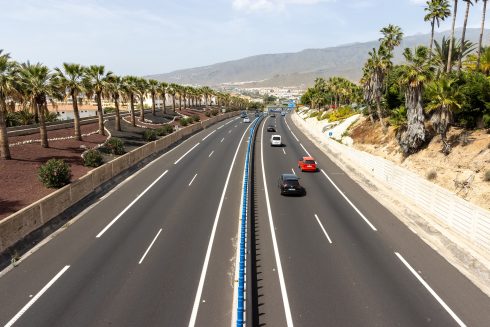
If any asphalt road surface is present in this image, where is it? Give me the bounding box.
[0,115,250,327]
[1,111,490,327]
[249,112,490,327]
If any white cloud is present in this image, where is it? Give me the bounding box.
[232,0,334,12]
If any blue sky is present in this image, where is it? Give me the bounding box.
[0,0,487,76]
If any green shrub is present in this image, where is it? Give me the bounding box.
[38,159,71,188]
[211,109,219,116]
[309,111,319,118]
[83,149,103,167]
[485,170,490,182]
[205,111,211,117]
[327,107,355,122]
[191,114,200,122]
[483,114,490,128]
[156,124,174,136]
[45,112,59,123]
[104,107,115,114]
[180,118,189,126]
[106,138,125,155]
[143,129,158,141]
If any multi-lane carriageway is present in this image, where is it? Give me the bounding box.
[0,113,489,327]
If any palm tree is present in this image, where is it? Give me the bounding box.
[122,76,138,127]
[168,84,178,113]
[457,0,477,72]
[84,65,113,136]
[147,79,159,116]
[379,24,404,56]
[18,62,57,148]
[477,0,488,70]
[365,46,392,127]
[107,75,124,131]
[424,0,451,59]
[465,46,490,74]
[447,0,459,73]
[54,63,85,141]
[159,82,168,114]
[0,50,16,159]
[398,46,434,155]
[425,77,462,154]
[433,36,475,74]
[134,78,148,121]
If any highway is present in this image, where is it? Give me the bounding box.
[0,115,249,327]
[249,112,490,326]
[1,111,490,327]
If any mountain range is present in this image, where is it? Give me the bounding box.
[147,28,487,88]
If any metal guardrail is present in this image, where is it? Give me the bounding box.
[236,115,262,326]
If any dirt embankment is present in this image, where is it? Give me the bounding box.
[349,117,490,211]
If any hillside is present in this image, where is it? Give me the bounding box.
[148,28,488,88]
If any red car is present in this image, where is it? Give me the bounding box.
[298,156,317,172]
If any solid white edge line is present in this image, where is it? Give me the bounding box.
[395,252,467,327]
[299,143,311,157]
[188,124,252,327]
[217,125,223,130]
[208,151,214,158]
[320,169,377,231]
[96,170,169,238]
[260,121,294,327]
[138,229,163,264]
[202,130,216,141]
[189,174,198,186]
[174,143,200,165]
[4,265,70,327]
[314,214,333,244]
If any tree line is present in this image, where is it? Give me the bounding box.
[301,0,490,155]
[0,54,248,160]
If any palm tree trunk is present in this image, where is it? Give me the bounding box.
[172,95,176,113]
[477,0,488,71]
[375,96,384,128]
[162,93,167,114]
[401,87,426,154]
[151,93,156,116]
[447,0,458,73]
[96,92,105,136]
[139,96,144,121]
[71,93,82,141]
[39,99,49,148]
[114,96,121,132]
[179,95,182,111]
[32,99,39,124]
[458,1,471,73]
[130,94,136,127]
[0,97,11,159]
[429,20,435,60]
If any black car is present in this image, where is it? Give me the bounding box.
[267,125,276,132]
[278,174,306,196]
[270,113,276,118]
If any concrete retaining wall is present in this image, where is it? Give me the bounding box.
[0,112,238,254]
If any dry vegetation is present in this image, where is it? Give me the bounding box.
[349,117,490,210]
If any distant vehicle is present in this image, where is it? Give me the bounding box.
[270,113,276,118]
[298,156,317,172]
[278,174,306,196]
[267,125,276,132]
[255,112,260,117]
[281,112,286,116]
[240,112,247,118]
[243,117,250,123]
[270,135,282,146]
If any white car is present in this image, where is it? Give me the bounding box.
[243,117,250,123]
[270,135,282,146]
